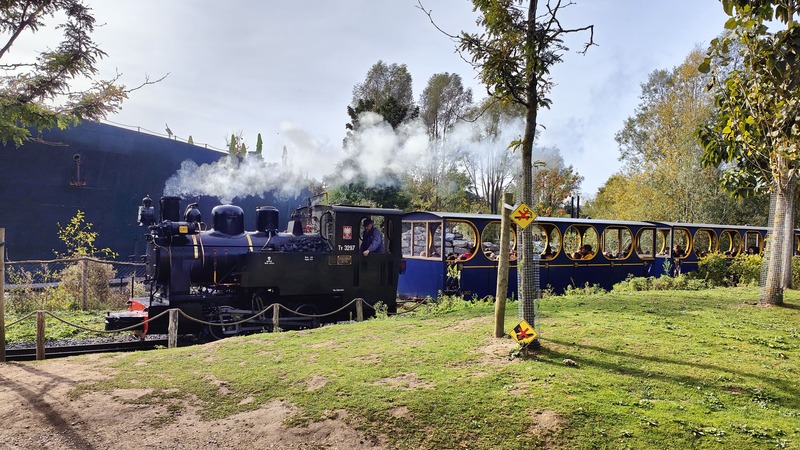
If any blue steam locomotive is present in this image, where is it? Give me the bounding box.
[106,195,404,339]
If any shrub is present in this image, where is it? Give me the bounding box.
[56,260,121,310]
[695,253,733,287]
[612,274,707,292]
[731,254,762,287]
[793,256,800,289]
[564,283,606,296]
[612,275,653,292]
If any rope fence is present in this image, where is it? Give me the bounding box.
[1,296,421,362]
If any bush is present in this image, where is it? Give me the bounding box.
[56,260,124,310]
[612,275,653,292]
[793,257,800,289]
[564,283,606,296]
[695,253,733,287]
[612,274,707,292]
[731,254,762,287]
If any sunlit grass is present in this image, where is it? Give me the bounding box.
[38,288,800,448]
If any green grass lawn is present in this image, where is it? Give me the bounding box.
[30,288,800,448]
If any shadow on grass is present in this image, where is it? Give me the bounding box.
[535,338,800,409]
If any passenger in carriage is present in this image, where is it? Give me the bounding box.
[747,246,759,255]
[575,244,593,259]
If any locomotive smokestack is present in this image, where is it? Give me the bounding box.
[256,206,280,237]
[160,196,181,222]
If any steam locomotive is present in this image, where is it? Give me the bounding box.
[106,195,404,339]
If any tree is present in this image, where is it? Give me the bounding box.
[699,0,800,304]
[337,61,420,209]
[0,0,160,146]
[431,0,593,335]
[531,147,583,217]
[55,210,115,258]
[345,61,418,133]
[409,73,474,211]
[228,133,237,156]
[592,49,768,225]
[420,72,473,141]
[256,133,263,156]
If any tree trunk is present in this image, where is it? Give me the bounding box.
[494,193,514,338]
[781,175,796,289]
[762,179,790,305]
[518,0,539,334]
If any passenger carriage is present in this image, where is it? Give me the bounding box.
[398,211,775,300]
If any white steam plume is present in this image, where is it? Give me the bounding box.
[163,112,432,203]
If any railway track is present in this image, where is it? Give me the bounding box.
[3,339,170,362]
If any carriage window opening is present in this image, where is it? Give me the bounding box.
[720,230,742,256]
[428,222,443,258]
[545,225,561,259]
[602,227,632,259]
[402,222,411,255]
[693,229,717,258]
[636,228,655,258]
[656,229,670,256]
[565,225,599,260]
[673,228,691,259]
[403,221,434,257]
[532,223,559,260]
[481,221,517,262]
[744,231,762,256]
[445,220,479,261]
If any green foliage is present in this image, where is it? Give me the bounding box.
[792,256,800,289]
[612,274,708,292]
[56,260,127,310]
[345,61,418,132]
[694,253,765,288]
[3,310,109,343]
[696,252,735,287]
[732,253,763,286]
[0,0,132,146]
[255,133,263,155]
[55,210,116,258]
[563,283,605,296]
[327,178,411,210]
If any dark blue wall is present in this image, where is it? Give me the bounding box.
[0,122,307,261]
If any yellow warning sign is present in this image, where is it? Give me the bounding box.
[510,320,538,344]
[510,203,536,229]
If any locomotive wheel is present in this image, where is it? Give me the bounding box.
[292,303,321,328]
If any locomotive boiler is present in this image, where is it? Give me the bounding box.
[106,195,404,339]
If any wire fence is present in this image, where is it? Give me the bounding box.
[2,256,146,312]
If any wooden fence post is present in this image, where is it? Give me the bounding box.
[272,303,280,332]
[36,310,45,360]
[495,192,514,338]
[0,228,5,362]
[168,309,179,348]
[81,258,88,310]
[356,298,364,322]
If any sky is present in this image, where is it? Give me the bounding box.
[12,0,732,198]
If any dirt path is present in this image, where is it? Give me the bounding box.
[0,356,386,450]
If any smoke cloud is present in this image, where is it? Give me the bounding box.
[163,111,431,203]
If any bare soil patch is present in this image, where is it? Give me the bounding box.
[0,358,386,449]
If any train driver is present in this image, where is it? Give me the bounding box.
[361,218,385,256]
